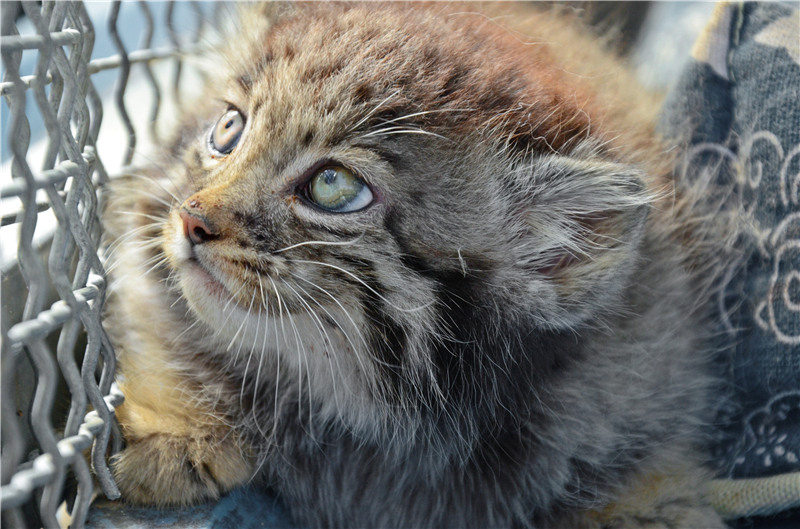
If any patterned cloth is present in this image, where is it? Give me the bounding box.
[660,1,800,523]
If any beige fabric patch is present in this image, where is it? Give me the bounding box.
[754,10,800,66]
[691,2,735,80]
[710,471,800,519]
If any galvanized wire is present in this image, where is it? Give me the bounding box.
[137,0,162,141]
[107,2,134,167]
[1,1,215,526]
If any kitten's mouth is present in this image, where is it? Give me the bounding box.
[183,257,229,298]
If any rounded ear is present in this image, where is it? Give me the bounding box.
[512,154,653,329]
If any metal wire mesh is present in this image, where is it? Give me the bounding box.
[1,1,216,526]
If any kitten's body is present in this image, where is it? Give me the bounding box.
[104,3,726,528]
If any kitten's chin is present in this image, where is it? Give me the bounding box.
[182,259,228,298]
[176,259,240,330]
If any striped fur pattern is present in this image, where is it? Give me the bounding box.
[103,3,727,527]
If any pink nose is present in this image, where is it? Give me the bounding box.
[180,209,217,245]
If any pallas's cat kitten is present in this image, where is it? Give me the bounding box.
[103,2,726,528]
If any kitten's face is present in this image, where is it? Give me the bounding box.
[149,4,650,430]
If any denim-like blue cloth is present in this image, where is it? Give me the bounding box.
[660,1,800,522]
[86,486,299,529]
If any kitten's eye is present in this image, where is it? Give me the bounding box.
[209,109,245,155]
[306,166,373,213]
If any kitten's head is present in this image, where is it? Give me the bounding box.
[145,4,654,439]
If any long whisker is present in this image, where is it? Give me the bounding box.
[359,126,448,141]
[103,241,163,275]
[123,172,182,204]
[288,259,434,313]
[173,317,202,343]
[244,273,265,367]
[289,273,370,354]
[123,144,192,197]
[269,287,282,440]
[249,273,273,438]
[347,89,402,132]
[216,282,250,332]
[371,108,472,126]
[117,185,175,210]
[280,282,317,433]
[288,272,400,383]
[117,211,168,224]
[272,234,364,254]
[268,276,307,427]
[228,286,257,353]
[282,281,333,351]
[141,254,171,278]
[240,338,258,424]
[103,221,163,258]
[283,279,350,409]
[286,280,353,414]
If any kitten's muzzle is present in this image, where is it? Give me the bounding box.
[180,207,218,245]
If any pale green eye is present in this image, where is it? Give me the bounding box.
[307,166,373,212]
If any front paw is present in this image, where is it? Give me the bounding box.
[566,462,727,529]
[112,432,253,507]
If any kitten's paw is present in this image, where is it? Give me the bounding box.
[111,432,252,507]
[567,463,727,529]
[566,504,725,529]
[594,506,725,529]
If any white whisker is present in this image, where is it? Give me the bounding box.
[289,273,368,350]
[280,281,318,433]
[288,259,434,314]
[229,286,257,354]
[371,108,471,126]
[117,211,168,224]
[216,282,250,332]
[348,89,402,132]
[272,234,364,254]
[123,172,182,204]
[359,126,448,141]
[250,273,272,438]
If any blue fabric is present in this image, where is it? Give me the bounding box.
[660,0,800,522]
[86,486,299,529]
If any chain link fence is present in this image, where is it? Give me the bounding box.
[1,2,218,526]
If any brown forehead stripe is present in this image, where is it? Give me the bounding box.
[233,4,598,156]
